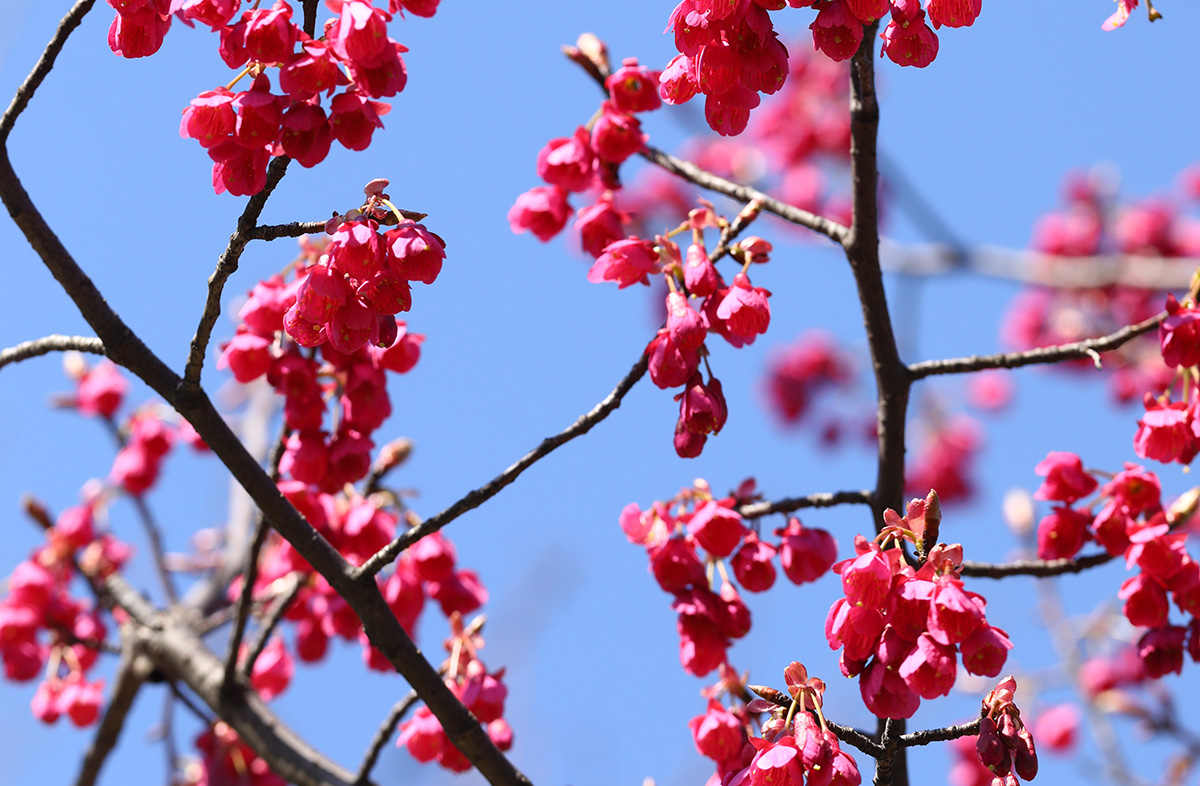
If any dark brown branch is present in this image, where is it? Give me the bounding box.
[843,24,910,786]
[899,718,980,748]
[639,144,848,243]
[74,635,153,786]
[354,689,420,785]
[168,681,215,726]
[708,200,764,262]
[0,334,103,370]
[224,512,270,689]
[358,353,649,577]
[960,551,1115,579]
[874,718,902,786]
[241,572,305,679]
[738,490,872,520]
[826,720,884,758]
[247,220,328,241]
[182,155,292,391]
[908,312,1165,379]
[0,0,95,145]
[132,495,178,604]
[301,0,319,37]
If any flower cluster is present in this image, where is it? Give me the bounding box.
[764,331,856,427]
[59,355,208,496]
[1133,293,1200,464]
[396,614,513,771]
[973,677,1039,786]
[509,44,662,246]
[700,662,861,786]
[622,479,837,676]
[1029,451,1200,678]
[108,0,435,194]
[825,492,1013,719]
[661,0,980,136]
[2,498,126,728]
[905,415,982,506]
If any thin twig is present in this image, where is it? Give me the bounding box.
[908,312,1165,379]
[960,551,1115,579]
[246,220,328,241]
[132,496,178,604]
[563,50,847,243]
[709,199,765,262]
[182,155,292,391]
[737,490,872,520]
[358,353,649,577]
[224,414,291,686]
[74,637,153,786]
[0,0,96,145]
[223,515,270,689]
[640,144,848,243]
[899,718,980,747]
[167,681,215,726]
[241,572,305,679]
[354,689,420,784]
[0,334,103,370]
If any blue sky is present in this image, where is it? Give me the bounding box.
[2,2,1199,785]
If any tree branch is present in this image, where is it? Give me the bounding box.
[639,144,849,243]
[873,717,902,786]
[908,312,1165,379]
[0,334,103,370]
[960,551,1115,579]
[74,634,153,786]
[0,0,96,145]
[826,719,885,758]
[358,353,649,577]
[354,689,420,785]
[899,718,980,748]
[182,155,292,391]
[843,23,910,786]
[881,240,1198,290]
[241,571,305,679]
[737,490,872,520]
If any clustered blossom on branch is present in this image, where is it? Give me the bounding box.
[1,501,115,728]
[107,0,438,194]
[621,478,837,676]
[1134,291,1200,464]
[396,614,513,770]
[692,662,862,786]
[509,41,662,247]
[661,0,981,136]
[1028,450,1200,678]
[825,494,1013,720]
